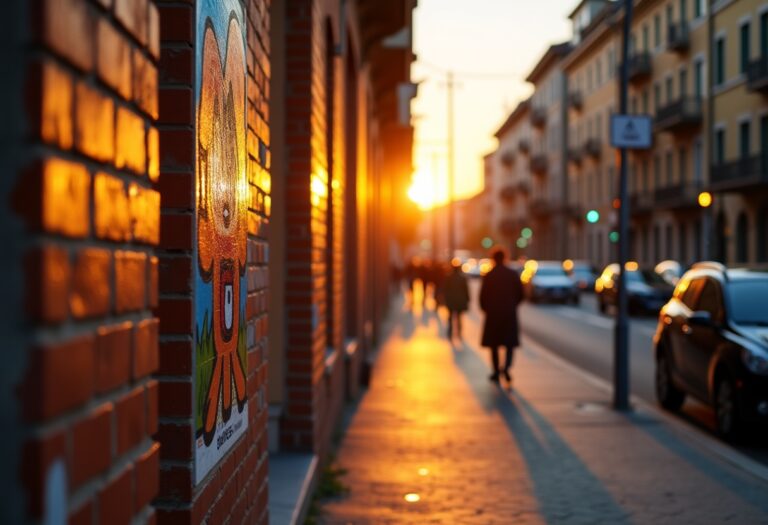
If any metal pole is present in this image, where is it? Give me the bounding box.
[614,0,633,411]
[447,70,456,259]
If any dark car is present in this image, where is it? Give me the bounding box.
[654,262,768,439]
[521,261,579,304]
[565,260,598,292]
[595,262,673,315]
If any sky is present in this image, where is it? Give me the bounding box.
[410,0,573,209]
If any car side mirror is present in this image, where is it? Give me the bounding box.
[689,311,713,327]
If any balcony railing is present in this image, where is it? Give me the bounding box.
[710,155,768,192]
[519,138,531,153]
[568,90,583,111]
[622,51,652,83]
[583,138,601,158]
[530,106,547,128]
[653,182,701,209]
[530,153,548,175]
[629,192,654,215]
[747,56,768,93]
[667,22,690,52]
[654,97,702,133]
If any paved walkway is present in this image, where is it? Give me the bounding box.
[318,288,768,524]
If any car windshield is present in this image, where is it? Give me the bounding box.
[727,280,768,325]
[536,267,566,277]
[625,269,667,285]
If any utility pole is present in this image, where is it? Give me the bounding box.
[614,0,633,412]
[447,70,456,259]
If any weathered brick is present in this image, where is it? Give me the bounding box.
[70,403,113,488]
[148,256,159,308]
[36,158,91,238]
[134,49,159,119]
[115,250,147,313]
[159,47,193,84]
[129,183,160,244]
[94,172,131,242]
[38,0,93,71]
[95,321,133,393]
[22,335,96,421]
[159,87,192,124]
[98,467,133,525]
[134,318,159,379]
[97,17,132,100]
[70,248,111,319]
[31,60,74,149]
[115,0,148,45]
[134,443,160,510]
[148,3,160,59]
[115,107,146,174]
[146,379,159,436]
[148,127,160,182]
[115,386,146,454]
[75,82,115,162]
[25,246,70,323]
[158,5,193,44]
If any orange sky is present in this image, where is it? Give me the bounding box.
[410,0,573,209]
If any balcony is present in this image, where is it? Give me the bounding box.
[501,149,515,167]
[623,51,652,83]
[568,90,583,111]
[746,56,768,94]
[568,147,583,165]
[667,22,690,53]
[653,183,701,210]
[518,138,531,153]
[530,153,548,175]
[654,97,702,133]
[710,155,768,192]
[629,192,654,215]
[500,183,517,201]
[530,106,547,128]
[583,138,601,159]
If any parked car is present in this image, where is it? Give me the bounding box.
[654,262,768,440]
[521,260,579,304]
[564,259,598,292]
[655,260,684,286]
[595,262,673,314]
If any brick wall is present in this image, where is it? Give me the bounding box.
[154,0,271,523]
[4,0,162,523]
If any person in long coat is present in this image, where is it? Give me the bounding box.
[479,248,523,383]
[444,260,469,339]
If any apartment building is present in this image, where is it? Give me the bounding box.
[710,0,768,264]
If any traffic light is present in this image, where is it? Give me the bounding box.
[586,209,600,223]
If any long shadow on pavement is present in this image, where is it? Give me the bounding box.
[451,342,632,524]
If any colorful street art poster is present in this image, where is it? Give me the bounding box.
[194,0,248,485]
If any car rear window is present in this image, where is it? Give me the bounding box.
[727,280,768,325]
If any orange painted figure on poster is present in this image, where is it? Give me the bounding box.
[197,17,248,444]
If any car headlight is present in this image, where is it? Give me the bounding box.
[742,348,768,375]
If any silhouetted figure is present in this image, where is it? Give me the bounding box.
[431,261,448,310]
[480,248,523,384]
[418,260,432,305]
[444,260,469,339]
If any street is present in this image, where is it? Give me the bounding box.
[464,282,768,468]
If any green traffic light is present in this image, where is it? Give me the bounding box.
[586,210,600,223]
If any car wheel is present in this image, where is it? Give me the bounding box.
[655,350,685,412]
[715,375,742,441]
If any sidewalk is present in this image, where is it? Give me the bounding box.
[317,291,768,524]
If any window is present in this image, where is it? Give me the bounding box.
[666,224,673,260]
[653,225,661,261]
[679,146,687,184]
[715,37,725,85]
[654,83,661,111]
[666,151,673,186]
[736,212,749,263]
[714,129,725,164]
[642,90,649,113]
[643,24,650,51]
[665,76,673,103]
[642,160,649,193]
[694,138,703,184]
[694,60,704,99]
[654,154,661,188]
[762,12,768,57]
[759,206,768,262]
[654,15,661,48]
[696,279,724,324]
[679,222,688,264]
[740,120,751,159]
[596,58,602,86]
[741,22,751,74]
[679,0,687,22]
[679,67,688,97]
[694,0,705,19]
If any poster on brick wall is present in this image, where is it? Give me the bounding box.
[194,0,249,485]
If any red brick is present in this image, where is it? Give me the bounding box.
[134,442,160,510]
[129,184,161,245]
[94,172,131,242]
[146,379,159,436]
[134,318,159,379]
[158,466,192,501]
[69,499,93,525]
[37,0,93,71]
[116,386,146,454]
[158,172,194,209]
[24,158,91,239]
[159,5,193,44]
[115,250,147,313]
[134,49,159,119]
[28,60,74,149]
[25,246,70,323]
[70,402,113,488]
[156,423,192,461]
[22,335,95,421]
[158,256,191,294]
[115,0,148,45]
[98,467,133,525]
[21,429,66,516]
[160,213,193,250]
[115,106,147,174]
[148,3,160,59]
[70,248,111,319]
[159,87,192,124]
[158,381,192,418]
[159,128,194,169]
[159,47,193,84]
[158,340,193,376]
[96,17,132,100]
[95,322,133,393]
[148,127,160,182]
[157,297,193,334]
[149,256,159,308]
[75,82,115,162]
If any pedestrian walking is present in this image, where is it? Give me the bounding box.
[444,260,469,339]
[479,247,523,384]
